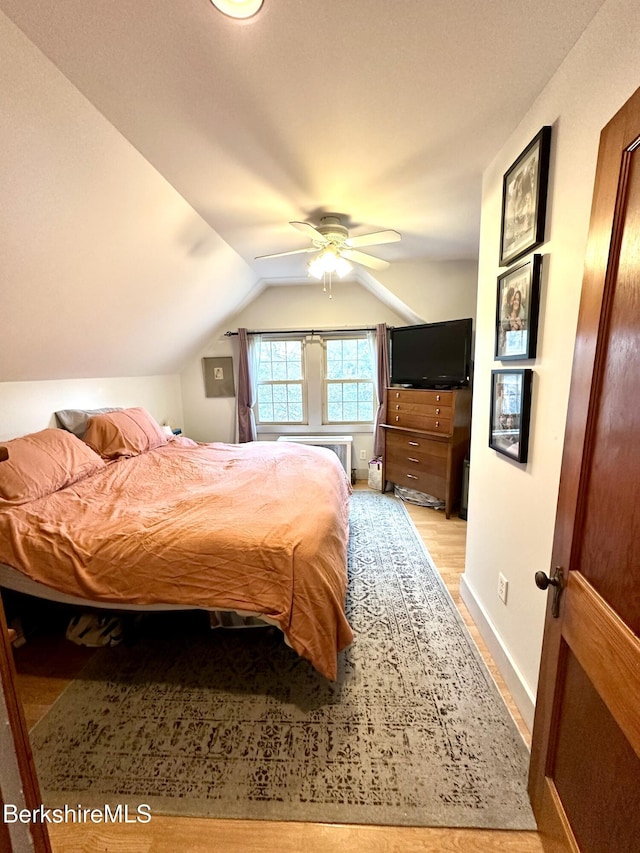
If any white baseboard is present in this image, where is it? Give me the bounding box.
[460,573,536,733]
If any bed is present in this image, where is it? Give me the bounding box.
[0,408,353,680]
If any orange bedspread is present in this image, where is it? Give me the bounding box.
[0,439,353,679]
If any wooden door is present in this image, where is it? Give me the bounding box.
[0,594,53,852]
[1,438,52,851]
[528,88,640,850]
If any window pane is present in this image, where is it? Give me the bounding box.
[259,403,274,421]
[342,339,358,361]
[272,384,287,403]
[357,338,370,359]
[272,361,287,381]
[272,341,287,361]
[286,340,301,360]
[273,403,289,420]
[289,403,303,421]
[343,402,358,421]
[358,401,374,421]
[257,385,273,404]
[286,361,302,380]
[259,340,272,362]
[343,382,358,401]
[287,384,302,402]
[257,362,272,382]
[328,402,343,421]
[324,336,373,384]
[324,375,375,423]
[326,360,343,380]
[326,340,342,360]
[358,352,372,378]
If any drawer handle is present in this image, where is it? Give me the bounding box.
[408,457,420,463]
[395,392,400,398]
[408,441,419,446]
[435,420,440,428]
[395,404,400,410]
[406,473,418,480]
[436,408,440,414]
[436,394,441,401]
[395,416,400,422]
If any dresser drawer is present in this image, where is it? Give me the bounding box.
[386,432,448,477]
[387,399,453,419]
[386,411,453,434]
[386,430,448,456]
[388,388,454,407]
[385,460,447,497]
[386,445,447,478]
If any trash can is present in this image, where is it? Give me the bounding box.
[368,458,382,490]
[459,459,470,520]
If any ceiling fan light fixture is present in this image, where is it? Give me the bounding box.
[334,256,353,279]
[308,248,352,298]
[307,247,352,280]
[210,0,264,19]
[307,256,325,280]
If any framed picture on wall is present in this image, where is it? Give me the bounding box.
[202,357,235,397]
[489,369,533,463]
[499,126,552,267]
[495,255,542,360]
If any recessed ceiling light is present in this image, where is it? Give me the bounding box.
[210,0,264,19]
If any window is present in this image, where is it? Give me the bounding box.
[256,338,306,424]
[254,332,377,430]
[324,337,374,424]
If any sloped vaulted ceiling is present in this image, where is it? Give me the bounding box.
[0,12,257,381]
[0,1,607,380]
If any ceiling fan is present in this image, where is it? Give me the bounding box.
[255,215,402,273]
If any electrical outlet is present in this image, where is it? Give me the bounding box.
[498,573,508,604]
[359,450,367,460]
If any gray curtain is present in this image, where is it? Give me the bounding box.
[373,323,389,458]
[236,328,257,443]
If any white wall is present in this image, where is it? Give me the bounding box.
[375,259,479,323]
[463,0,640,730]
[0,375,183,441]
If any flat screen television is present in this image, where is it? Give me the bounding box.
[390,318,473,389]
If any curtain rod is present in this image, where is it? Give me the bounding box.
[224,326,383,337]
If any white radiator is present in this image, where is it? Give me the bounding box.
[276,435,353,476]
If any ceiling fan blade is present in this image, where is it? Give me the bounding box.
[289,221,327,242]
[345,229,401,249]
[341,249,390,270]
[255,247,318,260]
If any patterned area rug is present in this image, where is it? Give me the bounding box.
[30,492,535,828]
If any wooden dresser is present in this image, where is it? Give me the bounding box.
[381,387,472,518]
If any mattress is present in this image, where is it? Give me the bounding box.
[0,439,352,678]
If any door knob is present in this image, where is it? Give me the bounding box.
[535,567,564,617]
[535,570,560,590]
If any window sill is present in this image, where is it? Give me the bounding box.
[257,424,374,436]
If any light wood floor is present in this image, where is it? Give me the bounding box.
[14,486,543,853]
